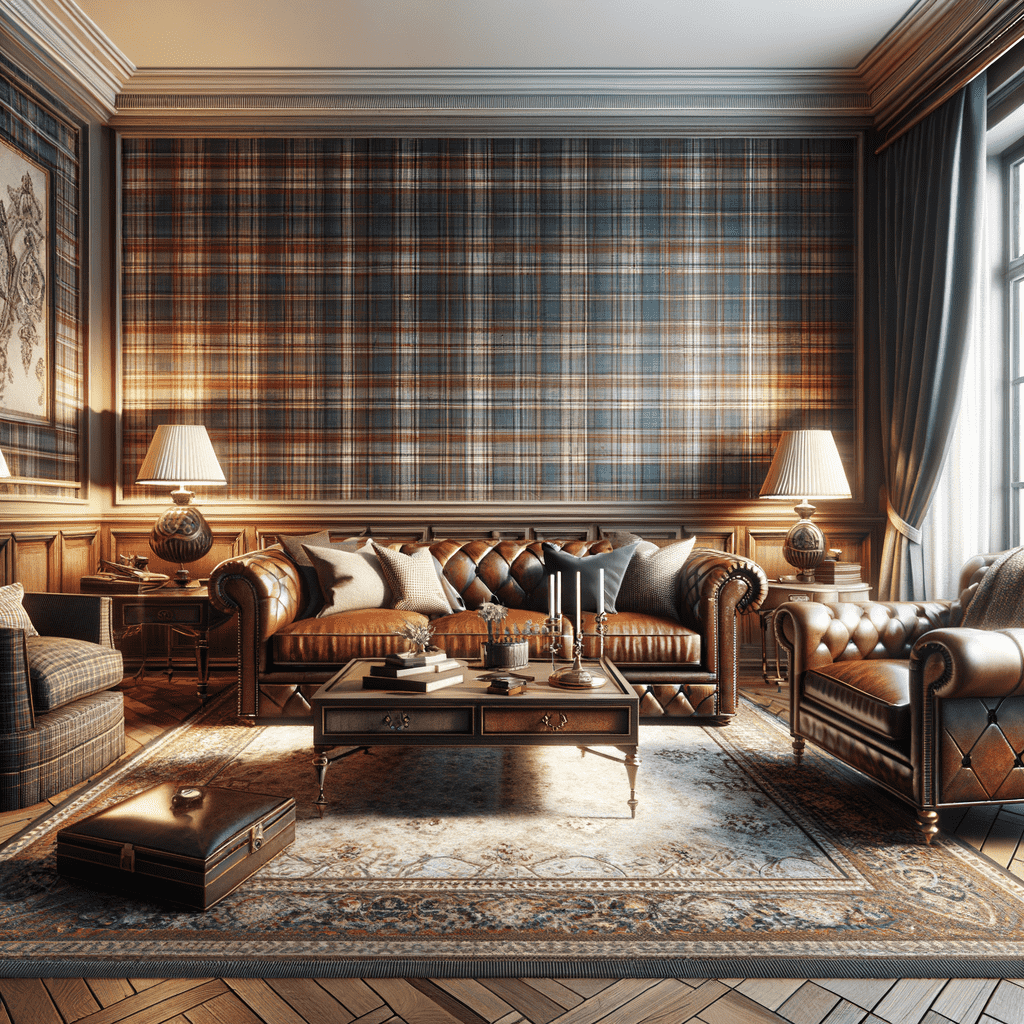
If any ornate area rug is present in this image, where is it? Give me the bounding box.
[3,693,1024,978]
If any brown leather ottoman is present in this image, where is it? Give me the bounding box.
[56,783,295,910]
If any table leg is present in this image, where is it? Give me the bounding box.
[313,748,330,818]
[578,744,641,819]
[194,629,211,702]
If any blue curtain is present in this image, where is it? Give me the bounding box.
[876,75,987,600]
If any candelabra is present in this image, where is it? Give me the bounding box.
[548,613,608,689]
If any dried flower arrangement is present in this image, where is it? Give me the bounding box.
[477,602,539,645]
[395,621,436,654]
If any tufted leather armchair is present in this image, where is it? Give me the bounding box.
[775,551,1024,841]
[210,536,767,724]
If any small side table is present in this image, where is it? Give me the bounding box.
[108,585,231,702]
[759,578,872,688]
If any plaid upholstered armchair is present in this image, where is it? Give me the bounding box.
[0,588,125,810]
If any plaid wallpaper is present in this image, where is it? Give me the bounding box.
[121,137,856,503]
[0,60,83,495]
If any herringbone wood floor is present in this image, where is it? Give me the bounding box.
[3,670,1024,1024]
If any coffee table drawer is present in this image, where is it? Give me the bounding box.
[320,706,473,736]
[482,707,632,736]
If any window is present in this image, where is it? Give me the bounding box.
[1006,147,1024,543]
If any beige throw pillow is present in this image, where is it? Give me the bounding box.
[302,544,392,616]
[616,536,697,621]
[0,582,38,636]
[372,543,453,617]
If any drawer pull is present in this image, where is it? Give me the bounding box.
[541,712,569,731]
[383,711,410,732]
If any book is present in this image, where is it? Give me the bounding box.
[368,658,462,679]
[362,668,465,692]
[383,650,449,669]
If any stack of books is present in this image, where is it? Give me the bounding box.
[362,650,465,692]
[815,561,862,585]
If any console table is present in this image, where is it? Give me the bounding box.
[312,657,641,818]
[760,578,872,687]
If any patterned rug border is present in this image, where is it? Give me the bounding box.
[5,694,1024,977]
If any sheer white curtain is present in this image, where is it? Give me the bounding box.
[921,157,1005,598]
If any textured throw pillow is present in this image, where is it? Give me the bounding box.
[542,542,639,615]
[279,532,366,618]
[616,536,697,621]
[372,543,453,617]
[302,544,392,616]
[0,582,38,637]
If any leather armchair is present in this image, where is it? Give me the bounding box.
[775,552,1024,842]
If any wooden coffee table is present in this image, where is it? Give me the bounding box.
[312,657,641,817]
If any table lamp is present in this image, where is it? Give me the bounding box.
[136,425,226,587]
[758,429,851,583]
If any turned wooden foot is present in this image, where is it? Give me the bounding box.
[917,808,940,844]
[792,736,805,765]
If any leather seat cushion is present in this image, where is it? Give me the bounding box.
[273,608,430,663]
[803,659,911,745]
[579,611,701,662]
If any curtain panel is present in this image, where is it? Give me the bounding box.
[120,137,856,504]
[876,76,987,600]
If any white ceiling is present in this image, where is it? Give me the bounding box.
[71,0,921,71]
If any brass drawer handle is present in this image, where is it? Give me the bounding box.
[541,713,569,731]
[383,711,410,732]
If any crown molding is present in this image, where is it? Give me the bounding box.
[0,0,133,120]
[860,0,1024,135]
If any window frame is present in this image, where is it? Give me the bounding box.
[1005,142,1024,544]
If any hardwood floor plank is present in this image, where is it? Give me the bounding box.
[978,810,1024,869]
[821,1000,873,1024]
[316,978,386,1018]
[541,979,661,1024]
[363,980,464,1024]
[349,1007,402,1024]
[429,979,517,1022]
[0,978,62,1024]
[74,980,226,1024]
[266,978,356,1024]
[689,989,788,1024]
[778,982,842,1024]
[223,979,311,1024]
[735,979,806,1011]
[952,805,1000,851]
[478,980,565,1024]
[870,980,947,1024]
[604,979,705,1024]
[183,991,265,1024]
[129,981,165,993]
[813,980,894,1010]
[929,979,999,1024]
[43,978,101,1022]
[493,1013,528,1024]
[982,980,1024,1023]
[407,980,490,1024]
[520,981,583,1011]
[555,980,618,999]
[86,979,138,1008]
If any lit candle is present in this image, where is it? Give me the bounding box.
[575,571,582,638]
[548,574,556,620]
[597,567,604,616]
[556,571,562,620]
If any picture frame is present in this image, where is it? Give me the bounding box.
[0,134,51,424]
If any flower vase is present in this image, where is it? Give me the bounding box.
[482,639,529,669]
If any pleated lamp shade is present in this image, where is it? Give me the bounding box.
[136,425,227,491]
[759,430,851,500]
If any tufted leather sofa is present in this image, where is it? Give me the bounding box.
[775,551,1024,842]
[209,537,767,724]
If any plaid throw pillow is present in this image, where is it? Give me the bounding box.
[372,544,453,617]
[616,537,697,621]
[0,582,38,637]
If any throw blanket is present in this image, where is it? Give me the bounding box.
[961,547,1024,629]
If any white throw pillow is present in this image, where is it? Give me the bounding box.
[302,544,392,616]
[372,543,453,617]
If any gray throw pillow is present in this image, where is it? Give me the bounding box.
[616,536,697,621]
[542,542,639,615]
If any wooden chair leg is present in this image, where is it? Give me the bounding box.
[792,736,805,764]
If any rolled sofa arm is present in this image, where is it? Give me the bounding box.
[911,627,1024,700]
[679,549,769,716]
[209,548,302,641]
[776,599,953,677]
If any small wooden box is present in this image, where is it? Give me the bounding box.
[56,783,295,910]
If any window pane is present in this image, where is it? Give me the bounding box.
[1015,160,1024,261]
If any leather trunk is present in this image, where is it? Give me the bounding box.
[55,783,295,910]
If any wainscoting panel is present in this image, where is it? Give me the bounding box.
[11,531,58,593]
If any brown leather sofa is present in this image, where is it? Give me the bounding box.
[775,551,1024,842]
[209,537,767,724]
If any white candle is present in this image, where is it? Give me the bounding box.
[575,571,582,637]
[597,567,604,615]
[548,574,556,619]
[556,572,562,620]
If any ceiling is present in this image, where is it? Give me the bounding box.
[72,0,921,72]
